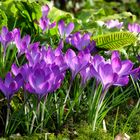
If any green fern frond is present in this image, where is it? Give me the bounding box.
[93,32,137,50]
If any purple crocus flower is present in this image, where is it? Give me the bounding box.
[65,49,91,80]
[26,63,65,100]
[130,66,140,80]
[43,46,68,72]
[25,42,43,67]
[90,51,138,89]
[0,26,13,56]
[128,23,140,33]
[27,67,50,99]
[105,19,123,29]
[58,20,74,38]
[39,5,56,32]
[80,64,94,85]
[14,29,31,56]
[11,63,31,83]
[66,32,96,52]
[90,54,118,89]
[111,51,135,86]
[39,17,56,32]
[0,72,23,101]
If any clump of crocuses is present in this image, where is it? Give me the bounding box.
[0,3,140,136]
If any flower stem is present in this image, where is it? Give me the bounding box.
[40,94,48,132]
[92,89,107,131]
[5,101,10,135]
[29,98,40,134]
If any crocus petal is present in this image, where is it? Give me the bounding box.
[5,72,13,86]
[79,34,90,49]
[12,28,20,38]
[34,69,45,85]
[22,35,30,46]
[92,55,105,71]
[58,20,65,37]
[114,76,129,86]
[1,26,8,38]
[80,64,93,85]
[119,60,133,76]
[99,63,116,88]
[42,5,50,17]
[15,73,23,88]
[49,22,56,29]
[0,83,8,99]
[9,81,18,92]
[39,17,50,31]
[65,22,74,37]
[65,49,76,64]
[111,57,122,73]
[11,63,19,76]
[37,82,49,95]
[28,74,37,89]
[25,83,35,93]
[111,51,120,60]
[5,32,13,42]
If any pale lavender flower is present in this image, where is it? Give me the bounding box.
[105,19,123,29]
[0,26,13,56]
[0,72,23,101]
[58,20,74,38]
[128,23,140,33]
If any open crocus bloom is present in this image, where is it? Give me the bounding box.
[58,20,74,38]
[0,72,23,101]
[111,51,134,86]
[90,51,138,90]
[26,42,42,67]
[66,32,91,51]
[26,63,65,100]
[65,49,91,80]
